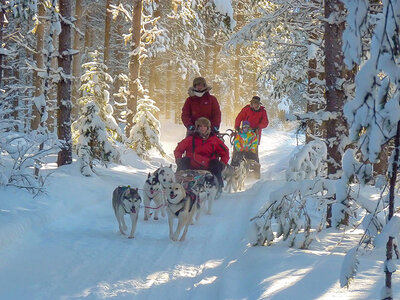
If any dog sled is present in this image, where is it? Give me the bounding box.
[175,169,221,199]
[223,129,261,180]
[175,169,211,190]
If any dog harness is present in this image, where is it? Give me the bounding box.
[168,190,197,217]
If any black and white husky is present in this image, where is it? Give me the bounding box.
[203,173,219,213]
[166,182,198,241]
[155,164,175,189]
[143,172,165,221]
[112,186,142,239]
[154,164,176,206]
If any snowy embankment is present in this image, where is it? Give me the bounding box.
[0,128,398,299]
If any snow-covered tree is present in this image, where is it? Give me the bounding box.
[251,139,330,249]
[77,50,125,143]
[73,101,118,176]
[127,95,165,159]
[339,0,400,295]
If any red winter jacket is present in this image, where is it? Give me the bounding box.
[181,92,221,129]
[234,105,269,142]
[174,133,229,169]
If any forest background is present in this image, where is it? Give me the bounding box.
[1,0,400,298]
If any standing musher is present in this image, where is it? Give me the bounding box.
[232,96,269,166]
[181,77,221,136]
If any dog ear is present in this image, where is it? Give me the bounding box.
[169,164,172,168]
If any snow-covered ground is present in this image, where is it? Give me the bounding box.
[0,123,398,299]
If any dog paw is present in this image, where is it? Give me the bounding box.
[154,216,159,220]
[179,236,186,242]
[128,235,135,239]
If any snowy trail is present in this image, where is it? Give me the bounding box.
[0,183,275,299]
[0,130,293,300]
[0,129,395,299]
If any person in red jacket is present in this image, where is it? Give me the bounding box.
[234,96,269,144]
[231,96,269,167]
[181,77,221,135]
[174,117,229,192]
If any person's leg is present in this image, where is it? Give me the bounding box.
[176,157,191,171]
[208,159,224,192]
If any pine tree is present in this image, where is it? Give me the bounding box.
[127,95,165,159]
[73,101,118,176]
[77,50,125,143]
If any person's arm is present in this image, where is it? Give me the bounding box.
[258,108,269,129]
[174,138,190,160]
[234,107,246,130]
[181,98,193,128]
[211,96,221,129]
[216,140,230,165]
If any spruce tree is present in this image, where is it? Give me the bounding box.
[127,95,165,159]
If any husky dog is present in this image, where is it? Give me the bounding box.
[155,164,175,189]
[154,164,176,207]
[202,173,218,214]
[223,158,247,193]
[112,186,142,239]
[143,172,165,221]
[222,164,235,193]
[190,181,208,223]
[166,182,198,241]
[235,158,247,191]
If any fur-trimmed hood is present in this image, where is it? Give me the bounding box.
[187,86,212,97]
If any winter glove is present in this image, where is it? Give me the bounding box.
[213,126,219,133]
[235,127,240,132]
[188,125,195,131]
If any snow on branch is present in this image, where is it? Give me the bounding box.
[249,178,335,249]
[286,140,327,181]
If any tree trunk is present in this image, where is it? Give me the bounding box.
[233,2,244,115]
[71,0,84,110]
[104,0,112,66]
[0,0,5,86]
[234,46,241,111]
[32,2,45,130]
[306,56,318,144]
[324,0,349,226]
[384,121,400,299]
[126,0,142,135]
[165,62,172,120]
[57,0,73,166]
[84,11,93,50]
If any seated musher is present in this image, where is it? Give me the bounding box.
[231,120,259,167]
[174,117,229,193]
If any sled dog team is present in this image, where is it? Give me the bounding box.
[112,164,219,241]
[112,76,269,241]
